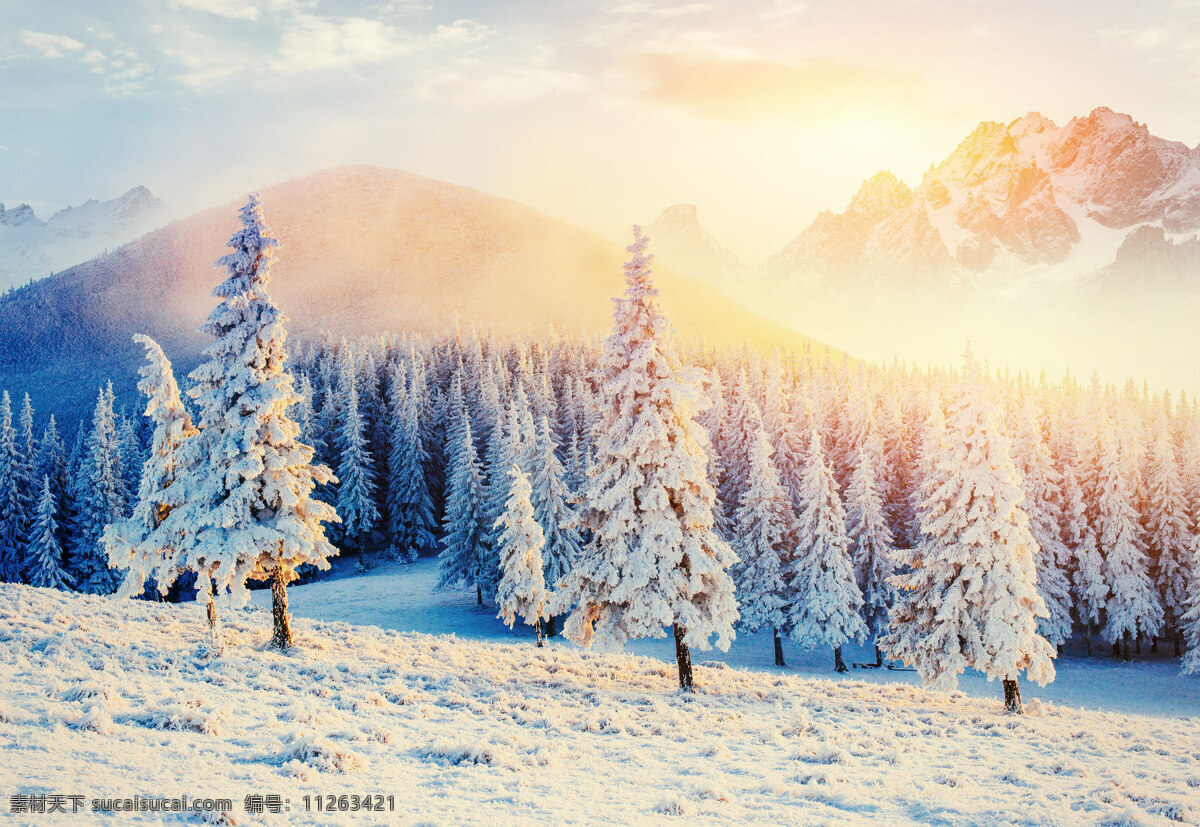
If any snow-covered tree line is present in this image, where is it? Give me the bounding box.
[3,229,1200,681]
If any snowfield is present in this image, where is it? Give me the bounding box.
[2,580,1199,825]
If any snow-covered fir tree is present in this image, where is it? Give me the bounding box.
[845,437,895,665]
[731,421,795,666]
[529,415,581,628]
[438,409,488,600]
[494,465,552,646]
[1012,400,1075,649]
[1061,459,1107,653]
[785,429,866,672]
[561,227,738,691]
[882,354,1056,713]
[1094,417,1163,659]
[157,195,339,650]
[1142,415,1195,655]
[103,335,198,600]
[386,362,436,559]
[26,475,73,590]
[0,391,29,583]
[335,350,379,549]
[72,384,128,595]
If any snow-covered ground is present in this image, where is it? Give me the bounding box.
[1,568,1197,825]
[255,556,1200,719]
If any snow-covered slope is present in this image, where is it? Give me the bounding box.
[4,581,1199,825]
[0,187,169,289]
[0,166,827,423]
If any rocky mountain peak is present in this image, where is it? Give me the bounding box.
[847,171,913,223]
[0,203,43,228]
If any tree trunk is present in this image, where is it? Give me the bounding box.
[1085,620,1093,657]
[271,567,294,650]
[874,644,884,668]
[773,627,786,667]
[833,645,848,673]
[1122,631,1133,662]
[204,583,222,657]
[673,624,694,692]
[1112,641,1121,659]
[1150,636,1158,654]
[1135,635,1142,656]
[546,616,557,638]
[1175,631,1183,658]
[1003,678,1022,714]
[535,617,544,648]
[476,584,483,606]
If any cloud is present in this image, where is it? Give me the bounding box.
[416,49,587,106]
[273,14,410,72]
[625,50,923,121]
[761,0,808,21]
[429,19,495,47]
[19,30,85,59]
[1096,26,1172,50]
[170,0,262,21]
[608,2,714,17]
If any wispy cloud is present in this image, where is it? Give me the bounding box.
[273,14,411,73]
[416,48,586,106]
[169,0,262,21]
[428,19,495,47]
[761,0,808,21]
[1096,26,1173,50]
[20,30,85,59]
[608,2,714,18]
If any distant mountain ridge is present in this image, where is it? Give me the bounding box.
[0,186,170,288]
[650,107,1200,297]
[0,166,830,424]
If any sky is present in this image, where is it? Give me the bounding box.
[4,0,1200,261]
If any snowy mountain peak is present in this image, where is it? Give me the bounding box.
[0,186,170,286]
[646,203,750,296]
[648,204,703,238]
[761,107,1200,291]
[847,171,914,222]
[0,203,44,228]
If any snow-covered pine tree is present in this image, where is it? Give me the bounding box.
[164,195,339,650]
[494,464,552,645]
[1095,417,1164,660]
[561,227,738,691]
[530,415,581,630]
[34,415,67,511]
[438,408,487,598]
[845,437,895,666]
[785,428,866,672]
[102,335,198,600]
[1061,458,1107,654]
[480,390,533,603]
[881,354,1056,713]
[335,350,380,550]
[16,394,37,525]
[0,391,29,582]
[718,368,757,526]
[1142,415,1195,656]
[386,362,436,559]
[1012,400,1075,650]
[731,421,795,667]
[72,384,128,595]
[26,475,73,590]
